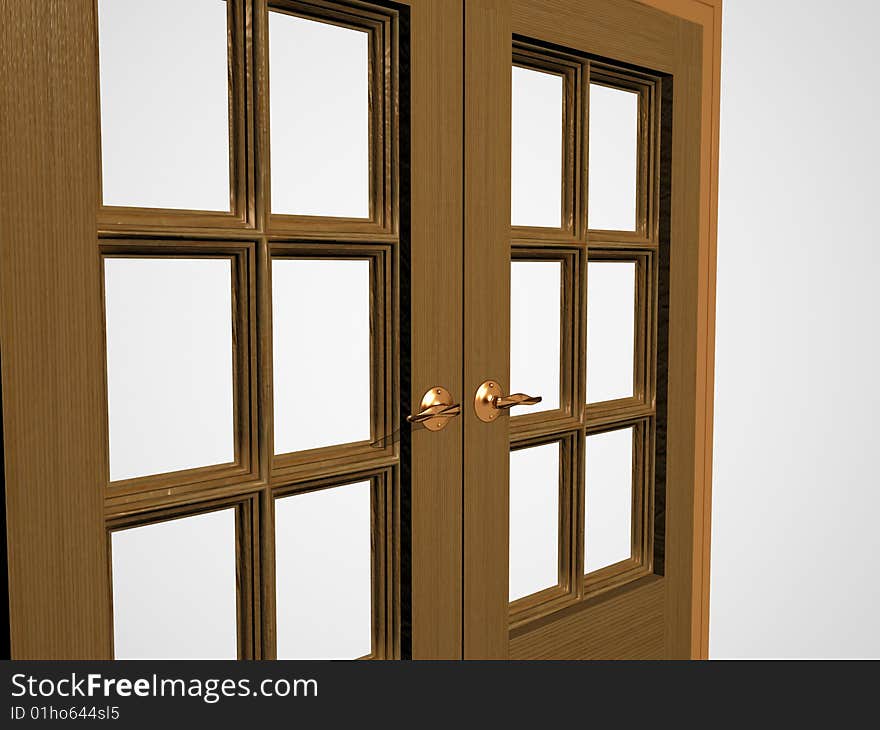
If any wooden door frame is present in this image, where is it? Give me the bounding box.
[636,0,721,662]
[0,0,463,659]
[463,0,720,659]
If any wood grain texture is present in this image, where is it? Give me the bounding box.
[510,576,664,659]
[658,16,703,660]
[0,0,720,661]
[409,0,464,659]
[512,0,679,74]
[463,0,512,659]
[0,0,112,658]
[503,0,711,661]
[636,0,721,660]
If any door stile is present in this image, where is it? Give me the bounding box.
[462,0,512,660]
[0,0,111,658]
[408,0,465,660]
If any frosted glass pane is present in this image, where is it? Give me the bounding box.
[272,259,370,454]
[98,0,230,210]
[112,509,237,659]
[585,428,634,573]
[510,443,560,601]
[587,261,636,403]
[104,258,235,481]
[275,482,372,659]
[270,12,369,217]
[512,66,563,227]
[588,84,638,231]
[511,261,561,412]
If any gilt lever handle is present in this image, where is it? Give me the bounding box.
[407,402,462,423]
[474,380,542,422]
[493,393,542,409]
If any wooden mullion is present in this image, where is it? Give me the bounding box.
[235,497,256,659]
[271,0,391,29]
[265,232,399,244]
[257,486,275,659]
[586,236,658,250]
[370,479,385,659]
[511,417,584,448]
[586,402,655,431]
[99,228,268,242]
[272,449,399,486]
[256,236,272,482]
[388,467,401,659]
[105,479,266,521]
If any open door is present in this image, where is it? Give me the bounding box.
[462,0,719,659]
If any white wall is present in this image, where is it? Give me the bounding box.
[710,0,880,658]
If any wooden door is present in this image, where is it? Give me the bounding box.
[462,0,719,659]
[1,0,718,661]
[0,0,464,660]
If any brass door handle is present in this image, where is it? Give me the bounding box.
[474,380,542,422]
[494,393,542,409]
[407,387,461,432]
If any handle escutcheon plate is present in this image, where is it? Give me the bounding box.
[407,386,461,432]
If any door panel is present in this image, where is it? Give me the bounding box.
[463,0,704,659]
[1,0,464,660]
[463,0,512,659]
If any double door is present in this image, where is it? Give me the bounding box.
[0,0,716,659]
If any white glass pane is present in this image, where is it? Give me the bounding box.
[511,261,561,412]
[587,261,636,403]
[272,259,370,454]
[510,443,560,602]
[275,482,372,659]
[98,0,230,210]
[104,258,235,482]
[588,84,638,231]
[585,428,634,573]
[512,66,564,228]
[269,11,369,217]
[112,509,237,659]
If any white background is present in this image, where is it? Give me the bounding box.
[710,0,880,657]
